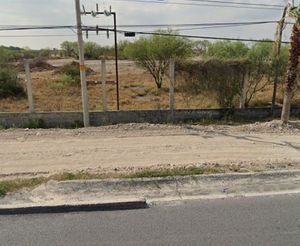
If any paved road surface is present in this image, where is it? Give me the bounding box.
[1,194,300,245]
[1,126,300,177]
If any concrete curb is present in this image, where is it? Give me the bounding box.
[0,199,148,215]
[43,169,300,190]
[1,169,300,215]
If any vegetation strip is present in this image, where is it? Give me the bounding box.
[0,166,226,198]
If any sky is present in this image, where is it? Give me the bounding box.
[0,0,297,49]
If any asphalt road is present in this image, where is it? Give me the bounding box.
[1,194,300,246]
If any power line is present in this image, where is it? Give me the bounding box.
[0,21,283,32]
[0,34,106,38]
[0,24,291,44]
[174,23,275,31]
[130,30,291,43]
[180,0,284,8]
[0,24,275,37]
[0,26,76,31]
[104,20,280,28]
[83,26,290,43]
[109,0,283,10]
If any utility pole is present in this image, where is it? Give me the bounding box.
[239,68,249,109]
[75,0,90,127]
[271,6,287,114]
[24,61,34,113]
[101,59,108,112]
[113,13,120,111]
[169,58,175,112]
[81,6,120,111]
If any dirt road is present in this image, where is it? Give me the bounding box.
[1,121,300,178]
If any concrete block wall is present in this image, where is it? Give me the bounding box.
[0,107,299,128]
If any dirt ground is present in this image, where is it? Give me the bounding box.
[1,120,300,179]
[1,59,298,112]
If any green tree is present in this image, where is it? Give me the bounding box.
[245,41,274,106]
[205,41,249,59]
[0,47,13,65]
[60,41,78,58]
[39,48,52,58]
[84,42,101,59]
[118,40,130,59]
[203,40,288,107]
[124,30,193,89]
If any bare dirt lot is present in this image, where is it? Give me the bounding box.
[1,121,300,179]
[1,59,299,112]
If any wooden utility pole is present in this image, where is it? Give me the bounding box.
[271,6,287,114]
[75,0,90,127]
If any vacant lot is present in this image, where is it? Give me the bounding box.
[1,59,298,112]
[1,121,300,179]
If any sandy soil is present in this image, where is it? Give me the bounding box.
[1,121,300,179]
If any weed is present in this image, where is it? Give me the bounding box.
[0,68,26,99]
[59,74,78,87]
[48,81,66,90]
[0,178,46,197]
[127,166,223,179]
[26,119,47,129]
[71,120,84,129]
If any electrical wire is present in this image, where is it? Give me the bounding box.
[0,26,76,31]
[0,24,291,44]
[0,34,106,38]
[108,0,283,10]
[101,21,280,28]
[178,0,284,8]
[0,21,284,31]
[83,26,290,43]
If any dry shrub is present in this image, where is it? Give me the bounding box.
[57,61,95,86]
[0,68,26,99]
[176,59,248,108]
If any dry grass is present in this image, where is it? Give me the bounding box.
[0,59,299,112]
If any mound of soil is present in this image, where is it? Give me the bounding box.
[14,59,55,72]
[53,61,95,76]
[236,120,300,134]
[30,59,55,71]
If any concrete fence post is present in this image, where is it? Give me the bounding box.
[169,58,175,112]
[101,60,107,112]
[24,61,34,113]
[240,69,249,109]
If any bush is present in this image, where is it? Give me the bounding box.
[202,40,289,107]
[26,119,47,129]
[59,74,76,86]
[58,62,94,87]
[205,41,249,59]
[58,62,81,86]
[0,68,26,99]
[176,59,248,108]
